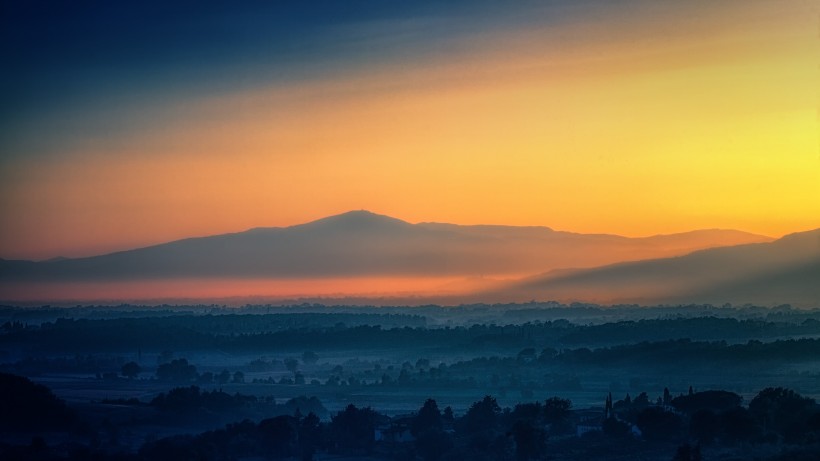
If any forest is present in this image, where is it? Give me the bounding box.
[1,302,819,460]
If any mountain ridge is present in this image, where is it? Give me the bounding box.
[487,228,820,307]
[0,210,780,287]
[2,209,770,255]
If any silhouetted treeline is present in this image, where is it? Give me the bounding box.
[2,370,819,461]
[4,313,820,355]
[5,337,820,392]
[3,302,814,326]
[150,386,258,413]
[431,338,820,381]
[552,337,820,368]
[148,385,327,419]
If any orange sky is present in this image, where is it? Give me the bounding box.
[1,0,817,261]
[0,276,477,304]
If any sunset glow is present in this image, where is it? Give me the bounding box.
[1,0,817,263]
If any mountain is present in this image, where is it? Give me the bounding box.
[0,210,772,282]
[490,228,820,307]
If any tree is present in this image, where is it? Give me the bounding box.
[298,412,322,461]
[614,393,632,410]
[215,369,231,385]
[635,407,682,441]
[121,361,141,379]
[463,395,501,434]
[443,406,454,423]
[749,387,816,441]
[672,390,742,415]
[544,396,572,434]
[258,415,298,458]
[544,397,572,423]
[151,386,202,412]
[511,402,543,423]
[232,371,245,384]
[410,399,451,461]
[512,420,547,461]
[285,358,300,373]
[689,409,718,445]
[329,404,380,455]
[415,427,453,461]
[412,399,442,436]
[156,358,197,382]
[719,407,760,443]
[632,392,650,409]
[294,372,306,385]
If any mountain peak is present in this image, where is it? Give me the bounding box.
[335,209,390,219]
[297,210,412,231]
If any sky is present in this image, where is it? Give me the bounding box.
[1,0,818,261]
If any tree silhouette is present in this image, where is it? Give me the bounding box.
[258,415,298,458]
[285,358,300,373]
[121,361,141,379]
[511,402,543,424]
[329,404,379,455]
[299,412,322,461]
[412,399,442,436]
[512,420,547,461]
[672,390,741,415]
[719,407,760,443]
[415,428,453,461]
[636,407,682,441]
[443,406,455,423]
[689,409,718,445]
[544,396,573,434]
[156,358,197,382]
[463,395,501,434]
[749,387,816,441]
[217,369,231,385]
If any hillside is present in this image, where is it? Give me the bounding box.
[490,229,820,307]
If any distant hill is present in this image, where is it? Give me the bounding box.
[0,210,772,283]
[489,228,820,307]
